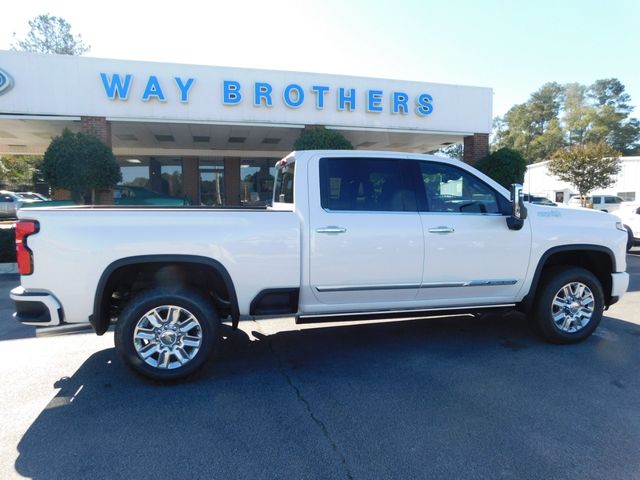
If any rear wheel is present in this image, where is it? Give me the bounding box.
[114,289,220,381]
[532,266,604,344]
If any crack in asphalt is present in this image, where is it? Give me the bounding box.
[251,320,354,480]
[279,361,355,480]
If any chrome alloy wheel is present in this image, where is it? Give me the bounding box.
[551,282,595,333]
[133,305,203,369]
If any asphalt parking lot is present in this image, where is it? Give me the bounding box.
[0,251,639,479]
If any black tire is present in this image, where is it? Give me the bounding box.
[532,266,604,344]
[114,289,220,381]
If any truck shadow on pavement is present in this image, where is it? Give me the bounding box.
[14,312,640,480]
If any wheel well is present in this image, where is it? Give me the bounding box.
[92,257,239,335]
[522,247,614,311]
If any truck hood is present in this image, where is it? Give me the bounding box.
[527,203,620,228]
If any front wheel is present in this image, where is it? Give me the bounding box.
[114,289,220,381]
[532,266,604,344]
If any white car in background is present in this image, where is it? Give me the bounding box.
[613,204,640,251]
[16,192,50,202]
[568,194,626,213]
[0,191,41,218]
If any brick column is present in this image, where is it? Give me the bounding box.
[51,189,72,201]
[463,133,489,164]
[81,116,112,147]
[182,157,200,205]
[224,157,241,206]
[81,116,114,204]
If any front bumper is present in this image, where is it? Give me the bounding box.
[10,286,63,326]
[609,272,630,306]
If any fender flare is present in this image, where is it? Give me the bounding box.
[518,244,616,312]
[89,254,240,335]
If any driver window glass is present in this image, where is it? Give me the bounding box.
[0,195,13,202]
[419,162,499,214]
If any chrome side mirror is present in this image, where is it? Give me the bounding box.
[507,184,527,230]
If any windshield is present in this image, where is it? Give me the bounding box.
[17,193,40,200]
[570,195,591,202]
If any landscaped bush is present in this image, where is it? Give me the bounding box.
[475,147,527,189]
[0,228,16,263]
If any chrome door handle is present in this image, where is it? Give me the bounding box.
[428,226,455,234]
[316,226,347,234]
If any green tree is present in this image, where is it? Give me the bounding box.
[493,82,565,164]
[11,13,89,55]
[294,126,353,150]
[0,155,42,188]
[474,147,527,188]
[547,142,621,207]
[42,129,121,203]
[586,79,640,154]
[494,78,640,161]
[564,83,594,146]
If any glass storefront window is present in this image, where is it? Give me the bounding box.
[119,157,278,206]
[161,164,183,197]
[199,160,224,206]
[119,158,183,197]
[120,163,150,188]
[240,158,277,205]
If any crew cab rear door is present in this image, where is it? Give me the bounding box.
[308,156,424,306]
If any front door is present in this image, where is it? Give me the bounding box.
[414,160,531,306]
[308,156,424,306]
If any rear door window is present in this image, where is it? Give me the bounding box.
[319,158,415,212]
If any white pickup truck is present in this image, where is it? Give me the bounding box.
[11,150,630,380]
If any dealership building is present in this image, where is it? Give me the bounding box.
[0,50,492,205]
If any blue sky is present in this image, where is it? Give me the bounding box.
[1,0,638,117]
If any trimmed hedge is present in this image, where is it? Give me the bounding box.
[475,147,527,189]
[293,126,353,150]
[0,228,16,263]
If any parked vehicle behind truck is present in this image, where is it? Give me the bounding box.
[0,190,41,218]
[11,151,630,380]
[613,204,640,251]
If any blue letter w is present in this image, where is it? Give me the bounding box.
[100,73,133,100]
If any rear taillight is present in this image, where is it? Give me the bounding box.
[15,220,39,275]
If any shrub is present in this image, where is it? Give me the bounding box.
[475,147,527,188]
[42,129,121,203]
[293,126,353,150]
